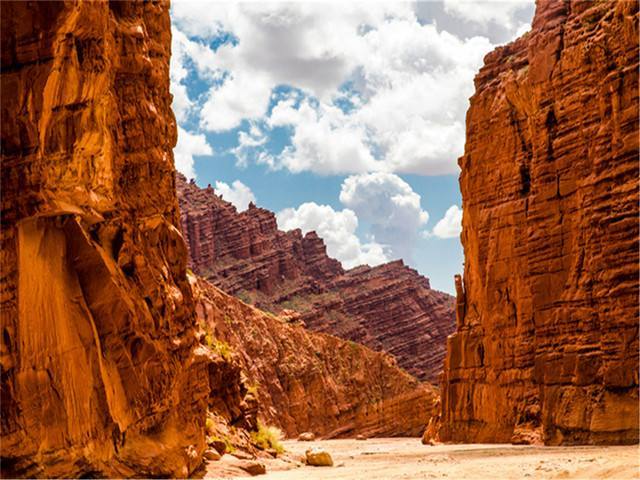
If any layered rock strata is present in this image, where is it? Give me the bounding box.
[1,2,209,476]
[440,0,639,445]
[193,277,439,438]
[177,175,455,382]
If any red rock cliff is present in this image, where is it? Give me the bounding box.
[1,2,209,476]
[177,174,455,382]
[193,277,439,438]
[440,0,639,445]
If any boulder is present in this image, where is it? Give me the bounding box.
[204,449,221,461]
[210,439,227,455]
[305,448,333,467]
[239,461,266,476]
[298,432,316,441]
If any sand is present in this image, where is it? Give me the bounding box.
[249,438,640,480]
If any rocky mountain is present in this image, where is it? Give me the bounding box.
[177,174,456,382]
[1,1,210,476]
[194,277,438,439]
[437,0,639,445]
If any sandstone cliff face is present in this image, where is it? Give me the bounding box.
[177,174,455,382]
[1,2,209,476]
[193,277,438,438]
[440,0,639,445]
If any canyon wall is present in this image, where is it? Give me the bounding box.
[1,2,210,476]
[193,277,438,439]
[440,0,639,445]
[178,174,455,382]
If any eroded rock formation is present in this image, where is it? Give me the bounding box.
[440,0,639,445]
[1,2,210,476]
[177,174,455,382]
[193,277,439,438]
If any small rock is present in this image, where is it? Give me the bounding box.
[356,434,367,441]
[298,432,316,441]
[266,448,278,458]
[231,450,254,460]
[305,448,333,467]
[210,440,227,455]
[239,460,266,476]
[204,449,221,461]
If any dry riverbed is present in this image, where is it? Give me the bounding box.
[204,438,640,479]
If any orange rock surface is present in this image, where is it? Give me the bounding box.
[1,2,209,476]
[177,174,455,382]
[439,0,639,445]
[193,278,439,439]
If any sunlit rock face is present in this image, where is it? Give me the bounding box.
[193,277,439,439]
[440,0,639,445]
[1,1,209,476]
[177,173,456,383]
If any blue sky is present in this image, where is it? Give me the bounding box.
[170,1,535,294]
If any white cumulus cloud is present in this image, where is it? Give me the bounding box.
[170,2,505,175]
[276,203,388,269]
[339,173,429,261]
[269,99,383,174]
[215,180,256,211]
[174,126,213,180]
[431,204,463,239]
[442,0,532,31]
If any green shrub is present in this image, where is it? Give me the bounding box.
[204,333,234,361]
[246,383,259,397]
[205,417,215,434]
[212,339,233,361]
[250,422,284,454]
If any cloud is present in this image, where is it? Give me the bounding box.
[170,30,193,123]
[269,99,383,174]
[171,2,512,175]
[200,71,273,131]
[442,0,532,31]
[276,203,388,269]
[170,28,223,124]
[215,180,256,211]
[262,17,493,176]
[431,204,462,239]
[231,123,268,167]
[339,173,428,261]
[174,126,213,179]
[172,3,403,132]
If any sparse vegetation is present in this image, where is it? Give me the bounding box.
[251,422,284,454]
[205,417,215,434]
[246,383,259,397]
[204,332,234,361]
[237,290,253,304]
[212,338,233,361]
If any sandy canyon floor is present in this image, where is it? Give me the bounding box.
[204,438,639,479]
